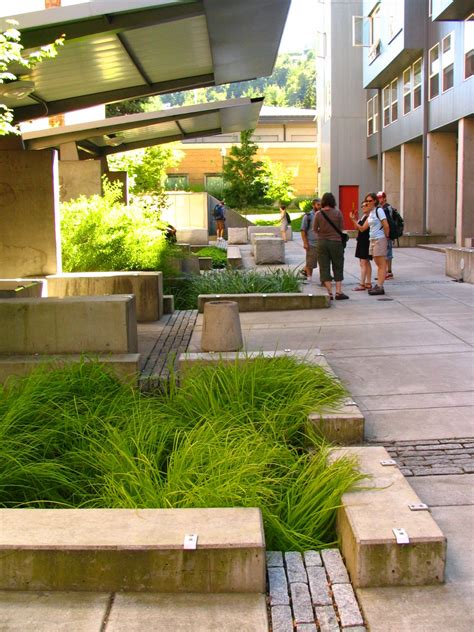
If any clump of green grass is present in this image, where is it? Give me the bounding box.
[0,358,363,550]
[195,246,227,269]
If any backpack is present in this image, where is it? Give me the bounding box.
[390,207,404,238]
[285,211,291,224]
[376,207,398,241]
[213,203,224,220]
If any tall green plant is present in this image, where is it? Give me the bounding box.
[223,130,264,209]
[258,157,295,205]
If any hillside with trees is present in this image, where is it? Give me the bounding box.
[107,50,315,117]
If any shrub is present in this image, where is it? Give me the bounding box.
[195,246,227,269]
[0,359,363,550]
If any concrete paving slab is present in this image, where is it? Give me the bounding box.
[106,593,268,631]
[357,391,474,411]
[432,319,474,344]
[356,506,474,632]
[363,407,474,441]
[0,591,109,631]
[327,343,471,358]
[409,474,474,506]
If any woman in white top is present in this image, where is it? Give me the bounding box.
[350,192,389,296]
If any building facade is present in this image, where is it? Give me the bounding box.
[166,106,318,198]
[317,0,473,242]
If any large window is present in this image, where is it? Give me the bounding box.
[367,97,376,136]
[442,33,454,92]
[403,67,411,114]
[465,14,474,79]
[403,58,422,114]
[413,58,422,108]
[165,174,188,190]
[429,44,440,99]
[383,79,398,127]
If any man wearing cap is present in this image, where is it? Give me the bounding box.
[300,198,320,283]
[377,191,394,279]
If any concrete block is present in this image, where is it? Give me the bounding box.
[307,403,365,445]
[0,354,140,386]
[197,293,330,312]
[162,295,174,315]
[201,301,243,352]
[445,247,474,284]
[255,238,285,264]
[250,232,276,247]
[106,593,268,632]
[330,446,447,587]
[464,238,474,248]
[227,246,242,269]
[46,272,163,322]
[227,227,248,244]
[0,279,44,298]
[0,296,138,355]
[198,256,213,271]
[182,255,201,275]
[176,229,208,245]
[248,225,280,240]
[0,508,265,593]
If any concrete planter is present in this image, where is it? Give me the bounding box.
[0,280,43,298]
[198,293,330,312]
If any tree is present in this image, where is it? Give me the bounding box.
[0,21,63,135]
[222,130,263,210]
[257,157,295,205]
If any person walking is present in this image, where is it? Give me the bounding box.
[313,192,349,300]
[351,192,389,296]
[279,204,290,242]
[300,198,320,283]
[349,201,372,291]
[377,191,394,279]
[213,200,226,241]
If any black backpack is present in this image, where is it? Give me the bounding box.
[285,211,291,224]
[376,207,398,241]
[390,207,404,238]
[213,204,224,219]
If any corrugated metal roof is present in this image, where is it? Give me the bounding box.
[0,0,290,122]
[21,97,264,157]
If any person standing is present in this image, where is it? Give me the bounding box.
[313,192,349,300]
[349,201,372,290]
[300,198,320,283]
[377,191,394,279]
[213,200,226,241]
[351,192,389,296]
[279,204,290,242]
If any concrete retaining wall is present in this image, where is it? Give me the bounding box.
[0,296,138,354]
[46,272,163,322]
[445,247,474,284]
[198,293,329,312]
[0,280,44,298]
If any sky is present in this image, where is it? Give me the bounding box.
[279,0,318,53]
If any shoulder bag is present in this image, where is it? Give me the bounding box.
[320,209,349,249]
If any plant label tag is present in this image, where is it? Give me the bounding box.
[392,528,410,544]
[183,534,198,550]
[408,503,429,511]
[380,459,397,466]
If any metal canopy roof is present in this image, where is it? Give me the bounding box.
[21,96,264,157]
[1,0,290,123]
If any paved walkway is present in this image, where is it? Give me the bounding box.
[188,234,474,631]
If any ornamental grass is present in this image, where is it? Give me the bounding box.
[0,358,364,550]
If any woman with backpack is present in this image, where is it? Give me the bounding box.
[350,192,389,296]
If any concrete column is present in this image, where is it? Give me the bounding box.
[0,142,60,277]
[382,150,401,211]
[456,118,474,246]
[58,160,103,202]
[400,142,423,233]
[426,132,457,239]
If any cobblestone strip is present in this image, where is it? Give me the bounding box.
[370,437,474,476]
[267,549,366,631]
[139,310,198,390]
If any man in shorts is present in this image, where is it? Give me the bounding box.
[377,191,394,279]
[300,198,320,283]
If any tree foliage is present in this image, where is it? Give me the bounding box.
[222,130,264,209]
[257,158,295,206]
[0,21,64,135]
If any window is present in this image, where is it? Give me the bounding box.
[382,80,398,127]
[390,79,398,122]
[403,67,411,114]
[383,85,390,127]
[429,44,440,99]
[465,14,474,79]
[442,33,454,92]
[165,174,188,190]
[413,58,422,108]
[370,3,381,46]
[367,94,379,136]
[373,93,379,133]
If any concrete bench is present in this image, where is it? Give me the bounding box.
[0,296,138,354]
[0,354,140,386]
[445,246,473,284]
[227,227,249,244]
[46,272,163,322]
[0,279,44,298]
[198,256,213,271]
[250,232,275,247]
[198,293,329,312]
[248,225,280,240]
[176,229,209,245]
[331,446,446,587]
[163,294,175,314]
[227,246,242,269]
[254,237,285,264]
[0,507,265,593]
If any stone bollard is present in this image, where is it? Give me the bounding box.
[201,301,243,352]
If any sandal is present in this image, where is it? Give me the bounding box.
[364,283,373,289]
[335,293,349,300]
[352,285,366,291]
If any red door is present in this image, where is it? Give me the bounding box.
[339,185,359,230]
